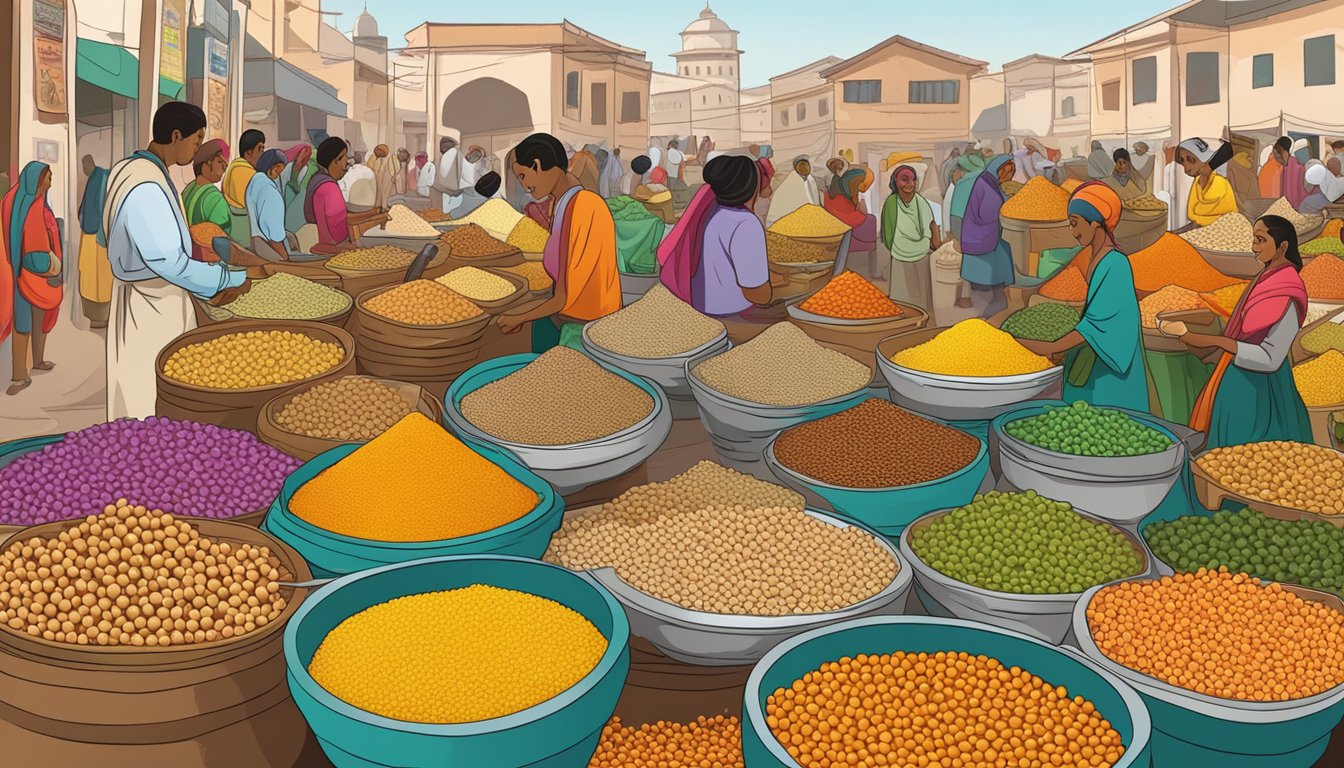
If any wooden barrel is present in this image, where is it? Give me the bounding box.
[353,285,492,400]
[155,321,357,434]
[257,375,445,461]
[1001,215,1075,278]
[0,519,312,768]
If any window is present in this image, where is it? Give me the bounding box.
[718,66,723,76]
[590,82,607,125]
[1253,53,1274,88]
[729,66,734,75]
[565,71,580,110]
[1186,52,1220,105]
[702,95,706,104]
[718,94,723,104]
[1306,35,1336,86]
[819,97,829,117]
[1101,79,1120,111]
[620,91,641,122]
[797,103,806,121]
[908,80,959,104]
[1132,56,1157,104]
[780,109,790,127]
[696,66,701,75]
[682,66,688,75]
[843,79,882,103]
[1060,96,1076,118]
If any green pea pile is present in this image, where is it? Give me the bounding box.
[1005,401,1173,457]
[1000,302,1081,342]
[911,491,1145,594]
[1302,236,1344,256]
[207,272,351,321]
[1145,508,1344,597]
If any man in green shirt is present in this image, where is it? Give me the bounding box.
[181,139,231,229]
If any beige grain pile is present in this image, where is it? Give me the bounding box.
[691,323,870,406]
[586,285,725,358]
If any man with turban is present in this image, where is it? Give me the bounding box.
[181,139,231,231]
[1013,182,1148,412]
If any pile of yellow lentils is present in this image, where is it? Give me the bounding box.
[892,319,1052,377]
[361,280,484,326]
[162,330,344,389]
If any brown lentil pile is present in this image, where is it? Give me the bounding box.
[767,232,835,264]
[774,400,981,488]
[0,500,289,647]
[546,464,896,616]
[588,716,744,768]
[438,223,515,259]
[691,323,871,407]
[362,280,484,326]
[499,262,553,292]
[587,284,726,358]
[274,376,415,441]
[460,347,654,445]
[327,246,418,271]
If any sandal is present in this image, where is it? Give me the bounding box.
[32,361,55,371]
[6,379,31,396]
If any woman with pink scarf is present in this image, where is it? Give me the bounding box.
[1176,214,1312,448]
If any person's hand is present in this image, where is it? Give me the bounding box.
[496,314,527,335]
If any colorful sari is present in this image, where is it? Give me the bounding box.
[1190,263,1312,449]
[960,155,1014,287]
[1064,249,1149,412]
[1187,173,1237,227]
[1,162,63,341]
[535,187,620,352]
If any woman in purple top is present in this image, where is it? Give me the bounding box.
[658,155,774,319]
[960,153,1016,318]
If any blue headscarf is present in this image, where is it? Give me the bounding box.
[982,154,1013,194]
[949,153,987,219]
[79,165,110,240]
[6,162,50,283]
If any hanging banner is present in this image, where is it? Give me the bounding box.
[206,37,229,137]
[33,0,66,116]
[33,0,62,40]
[160,0,187,88]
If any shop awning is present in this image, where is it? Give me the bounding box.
[244,56,347,118]
[76,38,139,101]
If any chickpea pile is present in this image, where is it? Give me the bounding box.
[0,500,289,647]
[546,463,896,616]
[1196,440,1344,515]
[767,232,835,265]
[1293,349,1344,407]
[588,716,744,768]
[766,651,1126,768]
[362,280,484,326]
[274,376,414,441]
[162,330,344,389]
[1088,569,1344,701]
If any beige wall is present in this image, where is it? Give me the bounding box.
[1174,24,1229,142]
[1228,0,1344,134]
[770,82,834,165]
[1086,26,1176,143]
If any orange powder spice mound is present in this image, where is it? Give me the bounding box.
[1201,281,1250,318]
[1001,177,1071,222]
[1129,233,1242,293]
[1039,265,1088,302]
[799,270,904,320]
[291,413,539,542]
[1303,254,1344,300]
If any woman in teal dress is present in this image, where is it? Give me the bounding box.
[1014,182,1149,411]
[1179,215,1313,449]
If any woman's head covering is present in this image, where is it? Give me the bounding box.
[1068,181,1123,231]
[415,151,428,169]
[256,148,288,174]
[1178,137,1234,170]
[890,164,918,194]
[832,168,867,204]
[957,153,987,173]
[760,145,774,159]
[631,155,652,175]
[1292,138,1311,163]
[284,144,311,166]
[985,154,1014,182]
[703,155,759,207]
[648,146,662,168]
[192,139,230,168]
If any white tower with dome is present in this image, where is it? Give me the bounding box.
[672,4,742,89]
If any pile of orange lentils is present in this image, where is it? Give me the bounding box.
[1088,568,1344,701]
[1129,234,1241,293]
[1039,265,1088,302]
[587,716,744,767]
[798,270,904,320]
[1302,254,1344,300]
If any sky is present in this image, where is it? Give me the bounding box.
[325,0,1181,86]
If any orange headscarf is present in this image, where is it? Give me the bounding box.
[1068,181,1122,231]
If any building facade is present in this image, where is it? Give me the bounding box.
[768,57,841,165]
[650,4,743,150]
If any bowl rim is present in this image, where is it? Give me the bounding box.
[282,554,629,735]
[877,348,1065,386]
[741,614,1153,767]
[991,402,1185,466]
[444,353,669,452]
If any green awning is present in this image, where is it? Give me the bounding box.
[159,76,184,100]
[76,38,139,100]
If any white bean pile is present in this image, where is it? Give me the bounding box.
[381,204,441,237]
[1181,212,1254,252]
[1265,197,1323,232]
[691,323,871,406]
[587,285,725,358]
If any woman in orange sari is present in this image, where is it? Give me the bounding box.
[2,161,63,395]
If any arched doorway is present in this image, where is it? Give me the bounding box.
[441,77,534,206]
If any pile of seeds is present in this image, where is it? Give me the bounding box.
[911,491,1144,594]
[892,319,1052,377]
[362,280,483,326]
[1039,265,1088,302]
[1302,237,1344,256]
[1140,284,1207,327]
[327,246,418,271]
[274,376,415,441]
[588,716,743,768]
[0,501,289,647]
[1197,440,1344,516]
[1124,194,1166,212]
[767,204,850,238]
[506,217,550,252]
[1293,350,1344,406]
[1266,197,1321,232]
[1000,302,1080,342]
[438,223,514,259]
[798,270,903,319]
[433,267,518,302]
[381,204,440,237]
[1301,321,1344,355]
[1006,401,1173,457]
[448,199,525,241]
[1202,281,1250,317]
[499,262,553,292]
[208,272,350,321]
[163,330,344,389]
[1130,234,1240,293]
[1145,507,1344,597]
[460,347,654,444]
[1000,177,1070,221]
[692,323,870,406]
[545,464,896,616]
[773,399,980,488]
[586,284,724,358]
[417,208,449,222]
[767,232,834,264]
[1303,255,1344,300]
[1305,302,1343,325]
[1181,212,1254,252]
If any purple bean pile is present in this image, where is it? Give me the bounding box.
[0,417,302,526]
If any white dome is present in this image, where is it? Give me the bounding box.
[682,4,731,34]
[353,8,378,38]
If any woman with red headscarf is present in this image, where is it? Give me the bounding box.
[1013,182,1148,412]
[2,161,63,395]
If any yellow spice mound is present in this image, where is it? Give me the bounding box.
[1293,350,1344,407]
[1001,176,1071,222]
[308,585,605,723]
[893,319,1052,377]
[291,413,538,541]
[768,204,850,238]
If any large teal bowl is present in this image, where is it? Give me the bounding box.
[0,434,64,470]
[263,438,563,578]
[284,555,630,768]
[741,616,1153,767]
[763,414,990,541]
